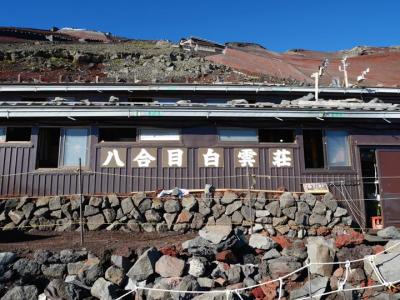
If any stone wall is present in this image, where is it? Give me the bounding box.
[0,191,352,235]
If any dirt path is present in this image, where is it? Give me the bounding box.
[0,230,196,257]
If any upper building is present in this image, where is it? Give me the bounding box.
[0,83,399,228]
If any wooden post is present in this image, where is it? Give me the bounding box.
[78,158,84,246]
[246,165,253,232]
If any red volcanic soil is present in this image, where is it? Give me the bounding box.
[208,45,400,87]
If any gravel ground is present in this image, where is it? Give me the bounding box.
[0,230,196,257]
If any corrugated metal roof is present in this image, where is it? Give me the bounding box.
[1,84,400,95]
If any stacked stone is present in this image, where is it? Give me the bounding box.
[0,191,353,235]
[0,226,399,299]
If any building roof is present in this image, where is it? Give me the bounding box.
[0,27,77,42]
[1,83,400,95]
[0,84,400,119]
[0,27,118,43]
[57,28,116,42]
[180,36,225,48]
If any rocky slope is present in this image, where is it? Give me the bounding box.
[1,192,399,299]
[1,40,400,86]
[0,225,399,299]
[0,42,246,84]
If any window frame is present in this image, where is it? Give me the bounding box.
[36,126,91,170]
[258,128,297,144]
[59,127,91,168]
[217,127,258,143]
[326,130,352,168]
[0,126,32,144]
[97,126,137,144]
[302,128,353,172]
[139,128,182,142]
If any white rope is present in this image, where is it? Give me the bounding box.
[294,279,400,300]
[368,255,389,287]
[331,182,365,231]
[278,278,283,300]
[112,240,400,300]
[114,284,137,300]
[2,169,400,180]
[338,260,351,291]
[235,290,244,300]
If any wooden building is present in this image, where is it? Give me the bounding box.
[179,37,226,54]
[0,84,399,228]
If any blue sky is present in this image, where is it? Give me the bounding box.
[1,0,399,52]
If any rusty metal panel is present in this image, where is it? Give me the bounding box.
[377,149,400,227]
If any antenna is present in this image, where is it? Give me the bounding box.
[357,67,370,83]
[339,56,349,88]
[311,58,329,101]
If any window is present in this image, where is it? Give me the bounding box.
[303,130,325,169]
[99,128,136,142]
[37,127,90,168]
[0,128,5,142]
[303,129,351,169]
[128,97,153,103]
[0,127,32,143]
[62,128,89,166]
[259,129,295,143]
[218,128,258,142]
[140,129,180,141]
[37,128,61,168]
[326,130,351,167]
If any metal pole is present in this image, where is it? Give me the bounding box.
[307,258,312,299]
[78,158,84,247]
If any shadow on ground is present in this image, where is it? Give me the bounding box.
[0,230,57,243]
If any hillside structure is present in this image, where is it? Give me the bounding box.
[0,84,399,228]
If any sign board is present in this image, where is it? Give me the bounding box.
[302,182,329,194]
[269,148,293,168]
[234,148,259,168]
[162,148,187,168]
[100,148,127,168]
[198,148,224,167]
[131,148,157,168]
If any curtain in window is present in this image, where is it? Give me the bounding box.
[218,128,258,142]
[326,130,350,167]
[63,128,89,166]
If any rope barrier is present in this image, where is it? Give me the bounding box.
[114,284,137,300]
[1,169,400,181]
[278,278,283,300]
[294,279,400,300]
[337,260,350,291]
[0,192,396,203]
[110,240,400,300]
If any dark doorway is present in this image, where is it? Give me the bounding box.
[36,128,61,168]
[376,149,400,227]
[360,148,381,228]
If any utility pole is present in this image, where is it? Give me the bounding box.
[311,58,328,101]
[311,72,320,101]
[339,56,349,88]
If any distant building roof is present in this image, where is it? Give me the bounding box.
[180,36,225,49]
[0,27,77,42]
[57,28,115,43]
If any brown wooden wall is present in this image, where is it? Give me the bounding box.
[0,133,360,198]
[6,123,400,229]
